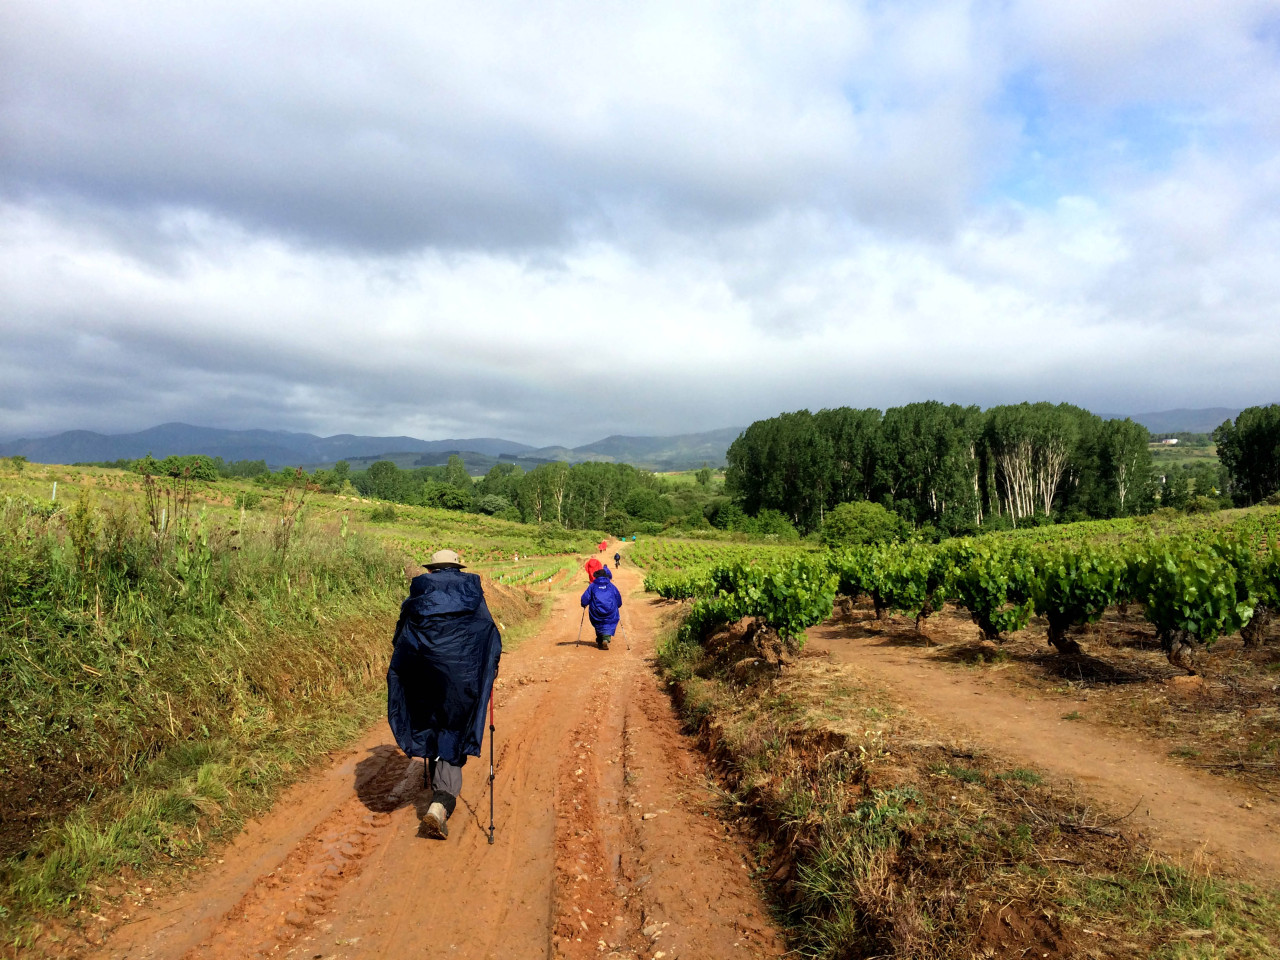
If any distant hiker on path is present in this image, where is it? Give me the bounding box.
[581,564,622,651]
[613,551,621,567]
[387,549,502,840]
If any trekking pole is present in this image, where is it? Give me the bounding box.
[575,606,586,647]
[487,694,496,845]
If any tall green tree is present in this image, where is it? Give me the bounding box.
[814,407,881,505]
[364,460,401,501]
[1214,405,1280,505]
[478,463,522,500]
[876,402,981,531]
[725,409,833,532]
[1099,419,1153,516]
[1160,468,1190,509]
[443,454,473,492]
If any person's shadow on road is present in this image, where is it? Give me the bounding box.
[354,744,420,814]
[355,745,487,840]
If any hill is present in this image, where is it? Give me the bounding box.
[555,427,745,469]
[1127,408,1242,434]
[0,423,744,472]
[0,424,535,467]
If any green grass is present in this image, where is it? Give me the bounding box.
[0,485,404,940]
[1055,857,1280,958]
[931,763,985,784]
[7,692,380,929]
[1149,444,1220,471]
[0,463,568,948]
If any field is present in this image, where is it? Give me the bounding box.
[1148,438,1220,471]
[0,460,796,960]
[6,458,1280,959]
[647,507,1280,957]
[0,460,592,952]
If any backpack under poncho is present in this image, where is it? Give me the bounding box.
[387,569,502,766]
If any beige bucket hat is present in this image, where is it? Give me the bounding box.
[426,549,465,570]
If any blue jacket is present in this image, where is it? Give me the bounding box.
[580,567,622,633]
[387,569,502,766]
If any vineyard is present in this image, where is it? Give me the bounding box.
[986,506,1280,546]
[642,508,1280,672]
[646,508,1280,958]
[7,456,1280,959]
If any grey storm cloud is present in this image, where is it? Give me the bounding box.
[0,2,998,254]
[1,1,1279,445]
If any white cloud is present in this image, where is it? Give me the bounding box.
[1006,0,1280,108]
[1,1,1278,443]
[0,1,1003,250]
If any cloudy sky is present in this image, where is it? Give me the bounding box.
[3,1,1279,446]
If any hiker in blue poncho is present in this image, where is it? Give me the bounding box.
[387,549,502,840]
[581,565,622,651]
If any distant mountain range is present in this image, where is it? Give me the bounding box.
[0,409,1255,473]
[0,423,743,472]
[531,428,745,467]
[0,424,533,467]
[1126,408,1241,435]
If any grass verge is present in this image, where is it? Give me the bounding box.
[0,485,545,956]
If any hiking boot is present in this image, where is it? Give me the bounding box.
[596,637,606,650]
[423,801,449,839]
[602,637,611,650]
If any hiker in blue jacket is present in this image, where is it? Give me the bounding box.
[581,565,622,650]
[387,549,502,840]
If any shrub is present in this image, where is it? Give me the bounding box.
[369,503,398,522]
[821,502,904,548]
[1185,495,1220,515]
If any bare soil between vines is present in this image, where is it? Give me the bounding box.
[807,601,1280,881]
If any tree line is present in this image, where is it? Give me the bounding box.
[349,455,721,534]
[725,402,1154,536]
[66,401,1280,538]
[70,451,721,535]
[726,401,1280,536]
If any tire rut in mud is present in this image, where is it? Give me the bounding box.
[174,751,415,959]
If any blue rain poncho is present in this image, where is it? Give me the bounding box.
[580,567,622,634]
[387,569,502,766]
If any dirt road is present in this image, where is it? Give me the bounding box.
[95,563,785,960]
[806,618,1280,882]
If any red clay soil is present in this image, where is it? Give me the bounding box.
[806,619,1280,883]
[87,563,785,960]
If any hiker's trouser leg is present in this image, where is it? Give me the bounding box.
[428,758,462,817]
